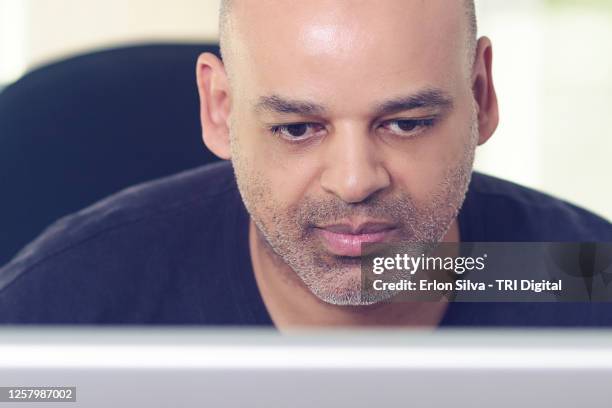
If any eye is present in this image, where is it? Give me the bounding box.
[269,123,325,141]
[379,118,435,137]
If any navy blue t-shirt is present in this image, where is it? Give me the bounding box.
[0,161,611,326]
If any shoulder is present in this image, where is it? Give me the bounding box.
[0,161,243,322]
[3,161,236,272]
[463,172,612,241]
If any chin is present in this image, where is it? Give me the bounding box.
[306,272,396,307]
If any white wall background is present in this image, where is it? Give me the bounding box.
[0,0,220,73]
[474,0,612,221]
[1,0,611,220]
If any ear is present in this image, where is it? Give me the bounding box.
[471,37,499,146]
[196,52,232,160]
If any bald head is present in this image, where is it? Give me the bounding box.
[197,0,498,308]
[219,0,478,69]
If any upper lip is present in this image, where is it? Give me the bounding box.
[316,220,397,235]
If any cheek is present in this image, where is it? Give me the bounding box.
[234,122,321,210]
[385,116,473,202]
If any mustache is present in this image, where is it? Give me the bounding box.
[293,193,420,227]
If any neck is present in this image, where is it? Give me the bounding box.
[249,219,460,332]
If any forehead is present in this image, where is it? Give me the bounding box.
[228,0,469,111]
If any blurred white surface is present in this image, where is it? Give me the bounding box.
[1,329,612,407]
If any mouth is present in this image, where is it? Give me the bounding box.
[313,221,398,257]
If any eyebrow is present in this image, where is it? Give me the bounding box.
[254,88,453,118]
[373,88,454,117]
[254,95,326,116]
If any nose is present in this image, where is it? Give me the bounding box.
[319,125,391,203]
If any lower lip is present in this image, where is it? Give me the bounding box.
[315,228,396,257]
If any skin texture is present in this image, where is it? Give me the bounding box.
[196,0,499,328]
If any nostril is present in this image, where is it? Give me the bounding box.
[320,164,391,204]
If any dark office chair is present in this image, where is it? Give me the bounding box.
[0,43,221,266]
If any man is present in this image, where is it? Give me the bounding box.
[0,0,611,328]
